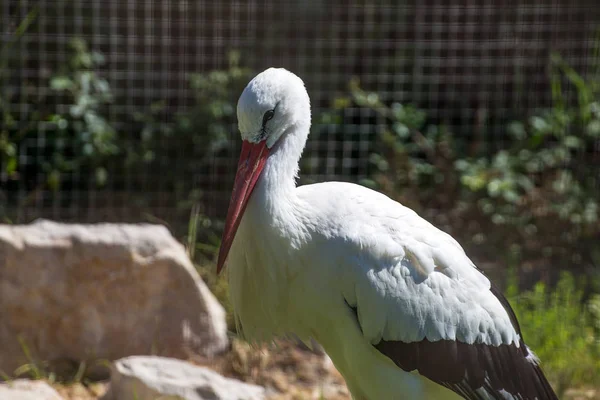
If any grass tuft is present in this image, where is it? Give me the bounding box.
[507,272,600,396]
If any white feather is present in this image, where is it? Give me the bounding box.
[226,68,537,400]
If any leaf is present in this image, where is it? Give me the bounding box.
[333,96,351,110]
[95,167,108,186]
[47,170,60,190]
[586,120,600,137]
[50,76,74,91]
[392,122,410,139]
[508,121,527,140]
[2,142,16,157]
[94,78,111,95]
[531,116,550,133]
[563,135,582,149]
[5,156,17,174]
[83,143,94,155]
[69,104,84,117]
[91,51,105,65]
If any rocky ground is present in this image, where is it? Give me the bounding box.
[39,339,600,400]
[43,339,350,400]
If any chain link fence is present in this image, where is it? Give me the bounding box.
[1,0,599,235]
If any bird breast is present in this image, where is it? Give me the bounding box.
[226,207,300,342]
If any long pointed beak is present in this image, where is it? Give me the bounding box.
[217,140,270,275]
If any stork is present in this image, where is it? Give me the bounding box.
[217,68,558,400]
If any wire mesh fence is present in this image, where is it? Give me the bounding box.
[1,0,599,235]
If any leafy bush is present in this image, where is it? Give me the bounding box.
[331,55,600,282]
[130,51,251,169]
[455,55,599,267]
[48,38,117,188]
[1,38,117,194]
[0,7,39,188]
[507,272,600,395]
[130,51,253,248]
[1,33,252,232]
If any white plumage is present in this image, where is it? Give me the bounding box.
[217,68,557,400]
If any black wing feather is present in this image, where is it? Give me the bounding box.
[349,282,559,400]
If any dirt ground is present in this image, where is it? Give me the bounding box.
[51,339,350,400]
[48,339,597,400]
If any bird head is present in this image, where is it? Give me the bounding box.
[217,68,310,274]
[237,67,310,148]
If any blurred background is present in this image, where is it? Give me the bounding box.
[1,0,599,397]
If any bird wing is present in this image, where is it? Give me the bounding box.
[299,182,557,400]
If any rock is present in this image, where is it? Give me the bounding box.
[102,356,265,400]
[0,220,228,377]
[54,382,108,399]
[0,379,64,400]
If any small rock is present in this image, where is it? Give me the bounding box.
[0,220,228,376]
[54,381,108,400]
[102,356,265,400]
[0,379,64,400]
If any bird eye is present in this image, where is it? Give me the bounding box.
[262,109,275,127]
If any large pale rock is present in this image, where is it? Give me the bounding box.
[0,220,228,376]
[103,356,265,400]
[0,379,64,400]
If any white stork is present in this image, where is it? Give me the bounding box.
[216,68,558,400]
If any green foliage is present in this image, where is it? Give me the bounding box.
[1,36,252,230]
[590,295,600,337]
[187,206,234,329]
[48,38,117,188]
[0,7,40,187]
[11,338,105,384]
[332,55,599,278]
[189,51,249,153]
[457,54,599,228]
[1,38,116,191]
[131,51,251,169]
[173,57,255,328]
[347,78,456,206]
[13,336,49,381]
[507,272,600,395]
[128,51,252,235]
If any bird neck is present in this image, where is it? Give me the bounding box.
[253,122,308,222]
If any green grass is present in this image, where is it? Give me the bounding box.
[6,336,110,387]
[507,272,600,396]
[12,336,52,382]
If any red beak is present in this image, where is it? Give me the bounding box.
[217,140,270,274]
